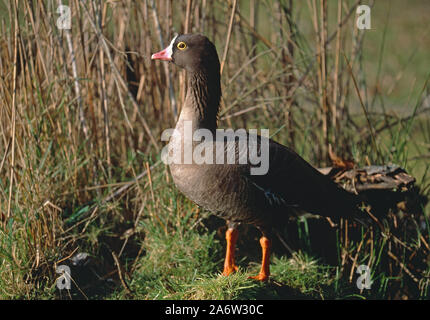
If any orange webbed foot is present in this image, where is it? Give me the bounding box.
[248,273,269,282]
[222,264,239,276]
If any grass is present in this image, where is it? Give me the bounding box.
[1,0,430,300]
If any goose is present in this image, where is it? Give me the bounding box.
[152,34,367,281]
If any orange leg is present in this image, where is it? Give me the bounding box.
[222,228,239,276]
[249,236,271,281]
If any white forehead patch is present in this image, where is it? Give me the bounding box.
[166,34,178,58]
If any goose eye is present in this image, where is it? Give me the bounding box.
[177,42,187,50]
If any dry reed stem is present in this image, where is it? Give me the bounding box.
[220,0,237,76]
[343,52,381,161]
[58,0,90,139]
[98,2,112,180]
[320,0,329,156]
[332,0,342,136]
[387,250,419,283]
[6,0,18,221]
[145,161,155,204]
[348,231,368,283]
[325,0,361,45]
[151,0,177,119]
[112,251,133,295]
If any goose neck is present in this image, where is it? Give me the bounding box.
[176,68,221,134]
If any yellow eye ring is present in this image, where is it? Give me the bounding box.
[177,42,187,50]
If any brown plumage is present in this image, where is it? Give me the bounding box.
[152,34,367,281]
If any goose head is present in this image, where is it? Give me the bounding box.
[151,34,220,73]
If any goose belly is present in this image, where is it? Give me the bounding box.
[169,164,261,223]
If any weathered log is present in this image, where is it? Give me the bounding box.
[318,164,426,219]
[319,164,416,194]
